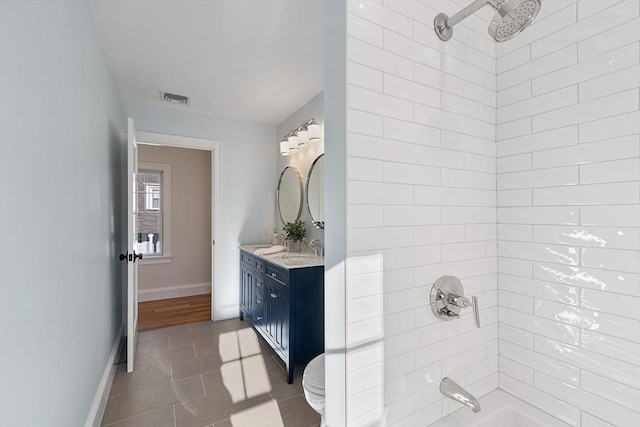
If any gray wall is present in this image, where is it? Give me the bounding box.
[0,1,124,425]
[122,101,277,319]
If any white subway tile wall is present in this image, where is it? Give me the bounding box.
[496,2,640,427]
[346,1,498,425]
[344,0,639,426]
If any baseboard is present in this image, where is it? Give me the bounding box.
[217,304,240,320]
[84,323,124,427]
[138,282,211,302]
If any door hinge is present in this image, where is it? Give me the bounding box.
[212,240,215,245]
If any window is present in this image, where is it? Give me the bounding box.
[137,162,171,262]
[145,184,160,211]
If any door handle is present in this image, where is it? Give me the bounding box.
[119,251,143,263]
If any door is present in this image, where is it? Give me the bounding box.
[264,278,288,354]
[126,118,139,372]
[240,266,253,319]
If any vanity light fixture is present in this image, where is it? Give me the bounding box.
[280,139,290,156]
[307,119,321,143]
[279,118,322,156]
[297,127,310,147]
[287,133,300,152]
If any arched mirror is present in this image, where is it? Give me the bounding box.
[277,166,303,225]
[306,154,324,229]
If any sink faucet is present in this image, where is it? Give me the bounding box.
[276,234,286,245]
[309,239,324,256]
[440,377,481,413]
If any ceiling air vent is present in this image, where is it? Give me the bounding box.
[160,91,190,105]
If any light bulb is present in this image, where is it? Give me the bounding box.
[308,123,321,142]
[288,135,299,152]
[280,140,290,156]
[297,129,309,146]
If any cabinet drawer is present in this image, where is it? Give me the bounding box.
[254,291,264,310]
[241,251,255,268]
[254,276,265,295]
[241,251,267,273]
[266,265,287,285]
[253,306,264,326]
[254,259,267,274]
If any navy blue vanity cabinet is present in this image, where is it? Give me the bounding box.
[239,251,256,321]
[239,249,324,384]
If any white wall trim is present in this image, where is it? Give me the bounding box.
[84,323,124,427]
[219,304,240,319]
[138,255,172,265]
[138,282,212,302]
[135,131,222,320]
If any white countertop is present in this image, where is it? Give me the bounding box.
[239,244,324,270]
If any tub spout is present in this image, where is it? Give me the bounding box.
[440,377,481,413]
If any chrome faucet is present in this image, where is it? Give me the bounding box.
[309,239,324,256]
[440,377,481,413]
[276,234,286,245]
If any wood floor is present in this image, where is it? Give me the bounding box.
[138,294,211,332]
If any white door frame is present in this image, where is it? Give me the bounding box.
[136,131,222,321]
[126,118,139,373]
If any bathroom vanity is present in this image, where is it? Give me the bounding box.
[239,245,324,383]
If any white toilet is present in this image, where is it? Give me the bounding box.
[302,353,325,426]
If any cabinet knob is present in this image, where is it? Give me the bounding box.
[271,272,277,278]
[255,316,263,321]
[270,293,277,298]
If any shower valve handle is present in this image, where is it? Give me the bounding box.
[447,294,470,308]
[448,294,481,328]
[430,276,481,328]
[471,296,480,328]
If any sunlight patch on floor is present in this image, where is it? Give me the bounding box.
[229,399,284,427]
[219,328,273,403]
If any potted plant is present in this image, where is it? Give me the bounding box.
[283,220,306,252]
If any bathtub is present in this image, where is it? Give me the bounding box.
[429,389,571,427]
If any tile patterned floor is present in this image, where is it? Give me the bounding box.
[102,319,320,427]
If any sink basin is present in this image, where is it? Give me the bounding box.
[269,253,322,265]
[252,245,273,249]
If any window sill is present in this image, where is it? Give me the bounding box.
[139,255,172,265]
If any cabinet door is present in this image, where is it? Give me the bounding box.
[240,267,253,318]
[265,279,288,354]
[263,281,274,339]
[272,284,288,354]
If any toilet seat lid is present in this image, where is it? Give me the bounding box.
[303,354,325,391]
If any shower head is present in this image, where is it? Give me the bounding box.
[434,0,542,42]
[489,0,541,41]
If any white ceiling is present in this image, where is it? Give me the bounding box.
[90,0,323,124]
